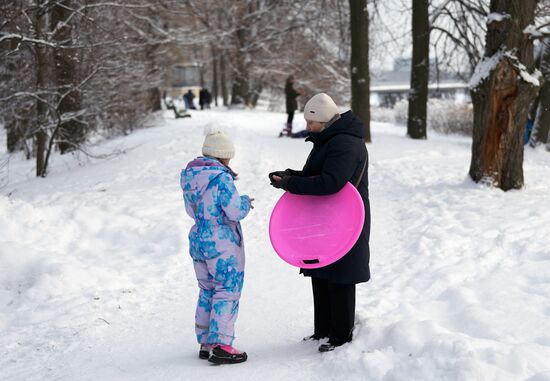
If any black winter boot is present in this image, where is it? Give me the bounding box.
[208,345,248,365]
[302,334,328,341]
[199,344,210,360]
[318,332,353,352]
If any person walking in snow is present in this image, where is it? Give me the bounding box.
[269,93,371,352]
[180,127,253,364]
[183,90,196,110]
[199,88,212,110]
[280,75,304,137]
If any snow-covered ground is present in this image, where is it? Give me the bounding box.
[1,108,550,381]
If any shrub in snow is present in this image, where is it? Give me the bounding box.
[427,99,473,136]
[394,100,409,126]
[388,99,473,136]
[370,107,397,124]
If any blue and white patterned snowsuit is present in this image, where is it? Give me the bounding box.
[181,156,251,345]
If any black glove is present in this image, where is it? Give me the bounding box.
[270,175,291,190]
[268,170,288,182]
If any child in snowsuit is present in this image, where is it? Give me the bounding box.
[180,127,252,364]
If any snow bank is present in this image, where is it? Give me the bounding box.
[0,196,139,332]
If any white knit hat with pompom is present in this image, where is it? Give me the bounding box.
[202,124,235,159]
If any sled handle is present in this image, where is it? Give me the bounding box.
[302,259,320,265]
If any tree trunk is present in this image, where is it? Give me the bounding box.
[407,0,430,140]
[349,0,371,143]
[469,0,541,191]
[230,54,250,106]
[6,123,19,153]
[36,129,48,177]
[6,118,32,154]
[34,7,49,177]
[530,38,550,145]
[532,78,550,144]
[230,9,250,106]
[220,51,229,106]
[249,78,263,108]
[148,87,162,112]
[211,45,219,107]
[144,8,161,114]
[51,1,85,154]
[2,31,24,153]
[199,64,205,88]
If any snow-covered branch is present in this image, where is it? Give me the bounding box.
[524,24,550,40]
[0,33,56,48]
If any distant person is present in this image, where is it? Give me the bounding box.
[182,93,190,110]
[180,127,253,364]
[280,75,304,137]
[199,88,212,110]
[183,90,196,110]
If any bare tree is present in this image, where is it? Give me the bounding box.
[430,0,489,79]
[34,1,51,177]
[469,0,542,190]
[349,0,371,142]
[528,1,550,147]
[407,0,430,139]
[529,38,550,146]
[1,1,198,176]
[0,1,35,157]
[181,0,384,115]
[51,1,86,154]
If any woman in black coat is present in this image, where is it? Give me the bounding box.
[269,93,370,352]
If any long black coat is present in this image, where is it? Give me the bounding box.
[285,111,371,284]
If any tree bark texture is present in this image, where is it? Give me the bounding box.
[148,87,162,112]
[6,124,19,153]
[34,6,49,177]
[230,4,252,106]
[230,41,250,106]
[211,45,219,106]
[407,0,430,140]
[529,38,550,145]
[220,51,229,106]
[349,0,371,142]
[2,28,25,153]
[52,1,85,154]
[469,0,541,191]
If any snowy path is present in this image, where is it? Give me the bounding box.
[2,109,550,380]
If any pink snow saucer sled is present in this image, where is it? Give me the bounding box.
[269,182,365,269]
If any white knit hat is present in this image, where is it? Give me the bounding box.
[202,125,235,159]
[303,93,339,122]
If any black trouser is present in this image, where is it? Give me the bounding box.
[287,111,294,125]
[311,277,356,345]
